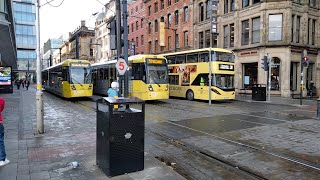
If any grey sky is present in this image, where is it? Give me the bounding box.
[39,0,108,45]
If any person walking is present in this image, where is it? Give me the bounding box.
[16,79,21,90]
[21,79,25,89]
[25,80,30,90]
[0,97,9,166]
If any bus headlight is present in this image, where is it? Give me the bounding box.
[88,84,92,90]
[165,85,168,91]
[148,85,154,91]
[71,85,76,90]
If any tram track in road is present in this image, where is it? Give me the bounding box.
[71,99,320,178]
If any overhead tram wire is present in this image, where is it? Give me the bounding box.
[44,0,65,7]
[95,0,116,14]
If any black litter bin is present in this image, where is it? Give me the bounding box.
[96,97,145,177]
[252,84,266,101]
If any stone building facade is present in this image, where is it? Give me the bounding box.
[219,0,320,97]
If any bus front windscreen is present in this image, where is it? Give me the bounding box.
[213,74,234,90]
[70,67,92,84]
[147,65,168,84]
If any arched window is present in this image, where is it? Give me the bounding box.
[155,20,158,32]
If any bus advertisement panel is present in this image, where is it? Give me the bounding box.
[0,66,12,85]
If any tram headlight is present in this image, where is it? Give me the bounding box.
[71,85,76,90]
[88,84,93,90]
[211,88,221,95]
[148,85,154,91]
[165,85,168,91]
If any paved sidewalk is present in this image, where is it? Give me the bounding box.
[236,94,318,107]
[0,87,185,180]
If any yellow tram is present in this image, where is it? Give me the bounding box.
[42,59,93,98]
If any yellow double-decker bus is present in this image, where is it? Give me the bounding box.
[162,48,235,101]
[92,54,169,101]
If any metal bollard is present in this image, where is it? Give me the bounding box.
[317,98,320,120]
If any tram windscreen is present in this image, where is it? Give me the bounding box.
[70,66,92,84]
[213,74,234,89]
[147,65,168,84]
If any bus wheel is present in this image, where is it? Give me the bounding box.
[186,90,194,101]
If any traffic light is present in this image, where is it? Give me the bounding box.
[302,56,309,67]
[261,55,269,71]
[109,20,124,50]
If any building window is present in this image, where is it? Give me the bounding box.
[312,19,316,45]
[231,0,235,11]
[175,0,179,3]
[175,10,179,25]
[168,36,171,50]
[127,25,130,34]
[155,20,158,32]
[136,37,139,47]
[252,17,260,43]
[141,19,143,28]
[253,0,260,4]
[243,63,258,90]
[167,13,172,27]
[206,0,211,19]
[168,0,171,6]
[154,2,158,12]
[223,25,229,48]
[291,15,294,42]
[307,18,310,44]
[199,3,204,22]
[148,5,151,16]
[230,23,234,47]
[148,41,152,53]
[309,0,316,7]
[224,0,228,14]
[136,21,138,30]
[242,0,249,8]
[241,20,249,45]
[199,32,204,48]
[141,35,144,45]
[184,31,188,47]
[155,40,158,53]
[148,22,152,34]
[296,16,300,43]
[161,0,164,9]
[132,23,134,32]
[136,6,138,12]
[205,30,210,48]
[269,14,283,41]
[175,33,179,48]
[271,58,280,90]
[184,6,188,22]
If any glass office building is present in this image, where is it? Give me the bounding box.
[13,0,37,81]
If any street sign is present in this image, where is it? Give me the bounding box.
[115,59,128,75]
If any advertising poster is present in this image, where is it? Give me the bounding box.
[0,67,12,85]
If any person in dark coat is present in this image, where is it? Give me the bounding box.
[16,80,21,90]
[21,79,25,89]
[25,80,30,90]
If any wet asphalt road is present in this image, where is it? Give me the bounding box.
[44,92,320,179]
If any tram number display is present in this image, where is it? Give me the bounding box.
[147,59,164,64]
[71,63,90,67]
[219,64,234,71]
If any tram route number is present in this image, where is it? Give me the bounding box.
[116,59,128,76]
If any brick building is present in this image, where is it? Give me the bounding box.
[219,0,320,97]
[143,0,194,54]
[128,0,146,55]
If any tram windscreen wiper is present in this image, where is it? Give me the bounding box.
[71,77,83,86]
